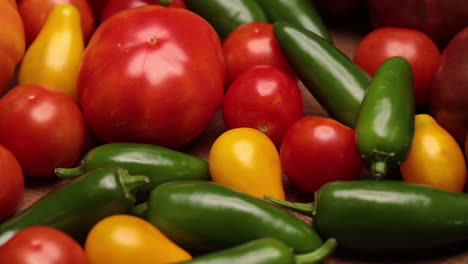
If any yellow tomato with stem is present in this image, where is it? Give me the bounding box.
[85,214,191,264]
[400,114,467,192]
[209,127,285,200]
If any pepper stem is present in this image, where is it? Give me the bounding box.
[55,166,83,178]
[295,238,337,264]
[263,195,314,216]
[156,0,173,6]
[371,161,388,180]
[122,174,150,193]
[131,202,149,218]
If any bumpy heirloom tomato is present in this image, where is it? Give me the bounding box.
[0,145,23,221]
[78,6,226,149]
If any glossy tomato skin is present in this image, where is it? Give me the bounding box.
[0,84,87,177]
[353,27,440,107]
[0,145,23,221]
[100,0,186,22]
[280,116,363,193]
[0,226,89,264]
[223,22,295,83]
[222,65,303,147]
[18,0,95,45]
[78,6,225,149]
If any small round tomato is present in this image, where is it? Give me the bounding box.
[280,116,363,193]
[223,22,295,83]
[209,127,285,200]
[0,84,87,177]
[85,214,191,264]
[100,0,186,22]
[222,65,304,147]
[353,27,440,107]
[0,226,88,264]
[0,145,23,221]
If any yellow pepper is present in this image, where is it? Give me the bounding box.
[18,4,84,100]
[401,114,467,192]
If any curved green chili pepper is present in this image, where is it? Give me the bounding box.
[355,56,415,179]
[255,0,332,43]
[144,181,323,253]
[155,0,173,6]
[0,167,148,246]
[184,0,268,40]
[273,21,370,128]
[266,180,468,251]
[178,237,337,264]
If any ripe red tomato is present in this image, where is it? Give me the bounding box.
[100,0,186,22]
[353,27,440,107]
[0,145,23,221]
[0,84,87,177]
[18,0,95,45]
[222,65,303,147]
[280,116,363,193]
[78,6,225,149]
[0,226,89,264]
[223,22,295,84]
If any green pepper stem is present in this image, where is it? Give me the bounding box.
[295,238,337,264]
[55,166,83,178]
[131,202,149,218]
[156,0,173,6]
[122,175,150,193]
[263,195,314,216]
[371,161,388,180]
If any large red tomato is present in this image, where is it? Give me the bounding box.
[0,0,25,93]
[0,145,23,221]
[18,0,95,45]
[0,84,87,177]
[101,0,186,21]
[222,65,303,147]
[353,27,440,107]
[78,6,225,149]
[223,22,295,84]
[0,226,89,264]
[280,116,363,193]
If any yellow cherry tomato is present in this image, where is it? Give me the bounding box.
[401,114,467,192]
[85,214,191,264]
[209,127,285,200]
[18,4,84,100]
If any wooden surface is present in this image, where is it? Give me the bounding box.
[14,19,468,264]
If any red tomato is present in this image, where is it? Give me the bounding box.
[0,226,89,264]
[222,65,303,147]
[78,6,225,149]
[280,116,363,193]
[353,27,440,107]
[18,0,95,45]
[100,0,186,22]
[223,22,295,84]
[0,145,23,221]
[0,84,87,177]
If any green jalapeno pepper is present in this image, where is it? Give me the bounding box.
[185,0,268,40]
[273,22,370,128]
[178,237,337,264]
[55,143,210,198]
[355,56,415,179]
[266,180,468,251]
[0,167,148,246]
[255,0,332,43]
[142,181,323,253]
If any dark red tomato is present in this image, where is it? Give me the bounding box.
[0,226,89,264]
[280,116,363,193]
[100,0,186,22]
[353,27,440,107]
[0,145,23,221]
[223,22,295,84]
[222,65,303,147]
[0,84,87,177]
[78,6,225,149]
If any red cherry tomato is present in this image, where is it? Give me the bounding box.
[353,27,440,107]
[0,84,87,177]
[100,0,186,22]
[223,22,295,83]
[0,226,89,264]
[280,116,363,193]
[0,145,23,221]
[222,65,304,147]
